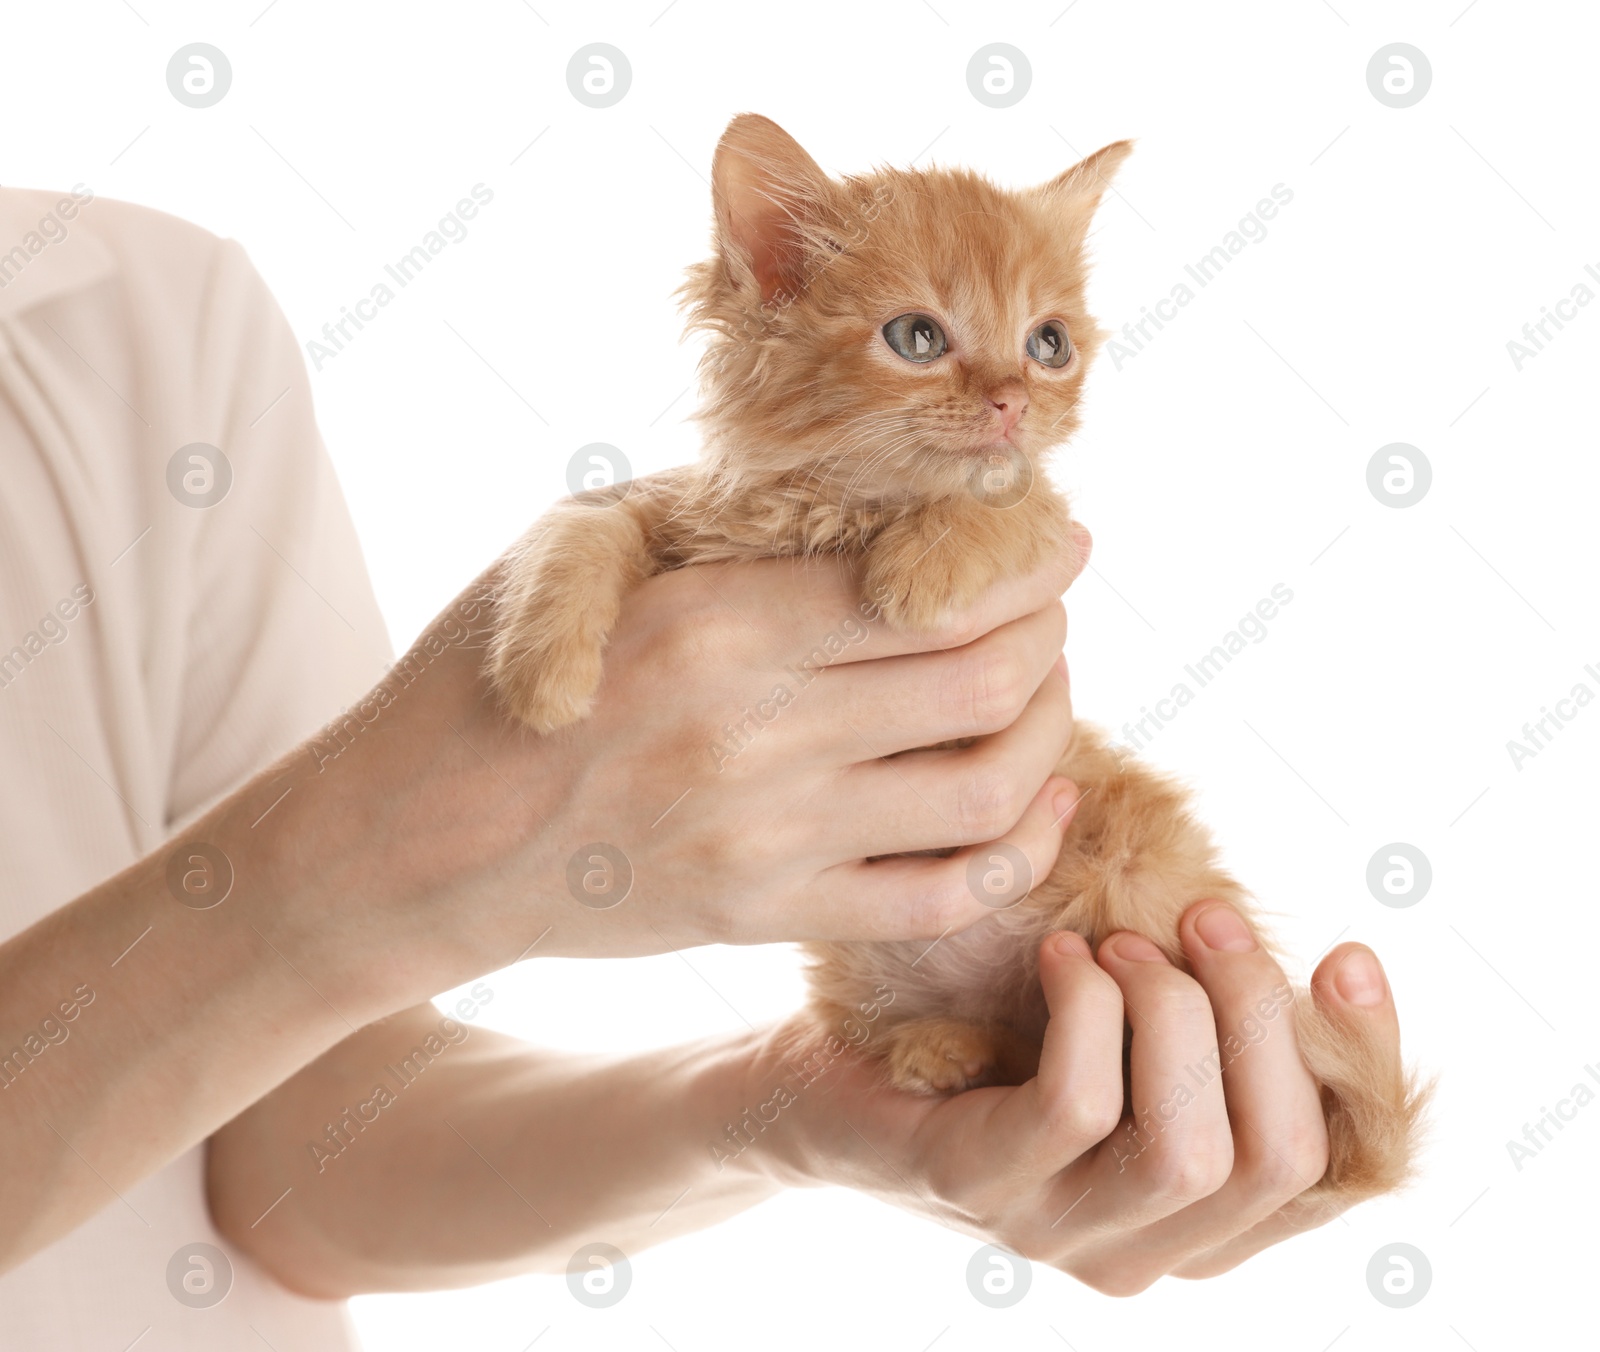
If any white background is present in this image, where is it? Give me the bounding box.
[5,0,1597,1348]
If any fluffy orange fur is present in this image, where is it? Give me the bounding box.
[489,114,1428,1208]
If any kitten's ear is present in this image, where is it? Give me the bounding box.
[1036,139,1134,224]
[711,114,832,305]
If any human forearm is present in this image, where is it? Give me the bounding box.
[207,1003,781,1296]
[0,748,380,1269]
[0,588,525,1272]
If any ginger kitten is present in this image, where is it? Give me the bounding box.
[489,114,1427,1208]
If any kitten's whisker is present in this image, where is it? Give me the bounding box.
[781,410,917,538]
[817,425,910,496]
[832,429,928,509]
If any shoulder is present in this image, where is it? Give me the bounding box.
[0,184,250,322]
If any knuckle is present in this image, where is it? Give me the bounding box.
[929,608,990,652]
[1171,1253,1238,1281]
[660,597,736,667]
[943,648,1028,733]
[1048,1090,1124,1148]
[1137,975,1213,1026]
[900,869,975,939]
[953,761,1024,839]
[1244,1124,1330,1201]
[1034,601,1068,661]
[1143,1142,1233,1204]
[922,1156,981,1211]
[1065,1259,1161,1299]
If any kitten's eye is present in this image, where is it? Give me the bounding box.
[1026,320,1073,368]
[882,313,947,363]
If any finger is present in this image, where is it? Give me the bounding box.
[1055,902,1328,1290]
[1168,1187,1353,1279]
[1311,940,1400,1043]
[987,931,1124,1179]
[1307,942,1415,1198]
[1067,933,1233,1231]
[827,663,1073,857]
[1163,942,1404,1281]
[799,777,1081,941]
[797,603,1067,760]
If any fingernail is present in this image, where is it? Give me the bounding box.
[1052,930,1086,957]
[1194,903,1257,953]
[1052,780,1080,823]
[1053,652,1069,682]
[1109,932,1167,963]
[1334,948,1387,1007]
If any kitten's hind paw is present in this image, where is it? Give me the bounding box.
[879,1017,1021,1094]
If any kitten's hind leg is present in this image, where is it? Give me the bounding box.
[489,496,655,732]
[878,1017,1037,1094]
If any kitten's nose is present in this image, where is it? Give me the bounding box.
[986,383,1029,436]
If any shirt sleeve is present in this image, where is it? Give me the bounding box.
[164,239,394,832]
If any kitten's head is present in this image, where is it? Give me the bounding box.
[681,113,1130,504]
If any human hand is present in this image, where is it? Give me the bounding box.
[227,527,1090,1014]
[746,903,1404,1294]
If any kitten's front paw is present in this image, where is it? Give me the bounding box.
[871,580,957,633]
[880,1018,1007,1094]
[865,545,980,634]
[489,627,604,733]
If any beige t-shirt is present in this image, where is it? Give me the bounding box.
[0,186,393,1349]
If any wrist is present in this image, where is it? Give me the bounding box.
[196,735,477,1024]
[718,1018,841,1192]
